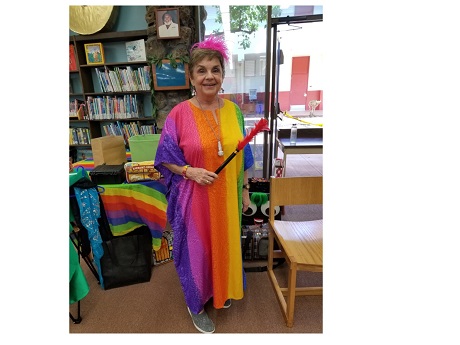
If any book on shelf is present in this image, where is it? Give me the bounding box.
[69,44,77,71]
[69,127,91,145]
[142,66,152,90]
[108,68,122,92]
[77,128,85,145]
[125,39,147,62]
[69,99,86,118]
[84,42,105,65]
[77,149,93,161]
[100,67,109,92]
[95,68,111,93]
[125,66,139,91]
[132,68,144,90]
[69,128,77,145]
[86,94,145,120]
[114,67,128,92]
[77,104,85,120]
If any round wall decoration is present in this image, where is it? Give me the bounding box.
[69,5,119,35]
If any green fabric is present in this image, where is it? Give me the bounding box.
[69,167,90,186]
[69,170,90,305]
[69,225,89,304]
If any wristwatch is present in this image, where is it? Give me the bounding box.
[243,183,250,190]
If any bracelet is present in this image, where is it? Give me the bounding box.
[182,165,190,179]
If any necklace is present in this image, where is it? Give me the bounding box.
[196,97,224,157]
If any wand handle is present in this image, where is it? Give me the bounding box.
[214,150,238,174]
[214,118,268,174]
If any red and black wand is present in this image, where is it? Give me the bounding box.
[214,118,270,174]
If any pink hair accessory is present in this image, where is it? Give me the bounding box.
[191,35,230,64]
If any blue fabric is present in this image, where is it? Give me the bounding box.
[243,143,254,171]
[74,187,105,289]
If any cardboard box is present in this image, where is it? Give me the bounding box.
[91,135,126,167]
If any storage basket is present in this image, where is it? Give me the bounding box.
[129,134,161,162]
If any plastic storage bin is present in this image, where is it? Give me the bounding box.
[129,134,161,162]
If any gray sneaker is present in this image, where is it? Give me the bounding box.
[223,299,232,309]
[187,307,215,334]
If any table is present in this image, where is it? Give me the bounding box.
[98,180,168,251]
[276,137,323,176]
[71,162,167,249]
[70,169,169,293]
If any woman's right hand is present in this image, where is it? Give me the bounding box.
[187,167,218,186]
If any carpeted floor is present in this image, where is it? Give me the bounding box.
[69,153,323,334]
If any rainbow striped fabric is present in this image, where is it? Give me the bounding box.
[99,180,168,251]
[73,151,132,172]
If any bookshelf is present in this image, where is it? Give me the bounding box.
[69,30,154,161]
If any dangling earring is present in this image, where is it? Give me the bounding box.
[220,88,224,94]
[191,85,196,96]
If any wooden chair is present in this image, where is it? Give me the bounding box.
[267,176,323,327]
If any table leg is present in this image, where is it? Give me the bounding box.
[282,154,287,177]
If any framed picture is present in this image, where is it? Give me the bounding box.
[155,8,180,39]
[84,43,105,65]
[152,60,189,90]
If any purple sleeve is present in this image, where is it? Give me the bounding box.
[154,107,186,191]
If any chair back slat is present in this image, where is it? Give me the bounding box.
[269,176,322,222]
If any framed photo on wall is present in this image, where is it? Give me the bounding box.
[84,43,105,65]
[152,60,189,90]
[155,8,180,39]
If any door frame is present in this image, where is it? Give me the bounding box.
[262,11,323,178]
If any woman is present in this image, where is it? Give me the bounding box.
[154,35,254,334]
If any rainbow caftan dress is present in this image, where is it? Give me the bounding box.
[154,99,254,314]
